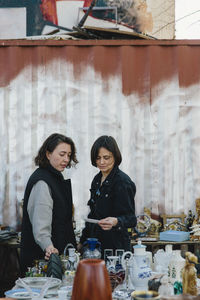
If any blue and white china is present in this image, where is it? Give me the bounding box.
[122,241,152,291]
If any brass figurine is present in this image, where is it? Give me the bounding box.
[182,251,198,296]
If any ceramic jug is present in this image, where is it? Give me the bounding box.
[62,246,79,271]
[121,241,152,291]
[62,245,80,286]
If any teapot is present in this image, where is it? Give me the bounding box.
[121,241,152,291]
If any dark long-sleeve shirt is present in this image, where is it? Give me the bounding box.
[80,165,137,253]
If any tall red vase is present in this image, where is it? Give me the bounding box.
[71,259,112,300]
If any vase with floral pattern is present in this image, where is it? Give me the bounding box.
[168,250,185,284]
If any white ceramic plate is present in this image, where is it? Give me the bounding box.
[5,288,40,299]
[16,277,61,289]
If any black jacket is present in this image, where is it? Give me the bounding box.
[80,165,137,253]
[20,165,76,273]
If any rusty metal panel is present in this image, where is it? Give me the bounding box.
[0,40,200,228]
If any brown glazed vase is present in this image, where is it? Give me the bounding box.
[71,259,112,300]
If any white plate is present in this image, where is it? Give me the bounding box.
[5,288,40,299]
[16,277,61,289]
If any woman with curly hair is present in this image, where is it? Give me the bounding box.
[20,133,78,274]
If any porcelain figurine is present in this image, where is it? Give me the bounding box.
[190,199,200,240]
[158,274,174,296]
[186,210,195,230]
[192,198,200,226]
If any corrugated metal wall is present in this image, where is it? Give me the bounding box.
[1,39,200,229]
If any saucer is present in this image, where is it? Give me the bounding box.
[5,288,40,299]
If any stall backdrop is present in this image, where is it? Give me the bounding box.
[0,39,200,229]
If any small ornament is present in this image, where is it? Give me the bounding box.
[174,281,183,295]
[158,275,174,296]
[186,210,195,230]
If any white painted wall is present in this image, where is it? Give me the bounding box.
[0,8,26,39]
[1,57,200,229]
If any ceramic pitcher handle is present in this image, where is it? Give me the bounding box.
[121,251,133,269]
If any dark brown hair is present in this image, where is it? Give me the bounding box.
[91,135,122,167]
[35,133,78,168]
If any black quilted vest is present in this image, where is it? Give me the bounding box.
[20,165,76,273]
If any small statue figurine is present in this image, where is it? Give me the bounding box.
[186,210,195,231]
[182,251,198,296]
[143,207,162,238]
[158,275,174,296]
[190,224,200,240]
[190,198,200,240]
[192,198,200,226]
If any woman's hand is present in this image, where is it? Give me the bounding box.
[45,244,59,260]
[98,217,118,230]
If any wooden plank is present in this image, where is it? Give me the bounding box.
[83,25,155,40]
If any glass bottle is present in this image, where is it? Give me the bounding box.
[82,238,101,259]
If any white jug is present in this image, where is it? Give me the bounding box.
[121,241,152,291]
[62,247,79,271]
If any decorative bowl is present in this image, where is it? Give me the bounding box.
[131,290,160,300]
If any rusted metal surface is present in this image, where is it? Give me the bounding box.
[0,39,200,90]
[0,39,200,228]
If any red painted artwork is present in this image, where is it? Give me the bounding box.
[40,0,58,25]
[83,0,93,6]
[40,0,89,25]
[39,0,153,33]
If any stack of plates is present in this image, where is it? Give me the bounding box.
[5,288,40,299]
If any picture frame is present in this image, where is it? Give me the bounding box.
[161,213,186,226]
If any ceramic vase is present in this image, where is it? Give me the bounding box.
[71,259,112,300]
[168,250,185,284]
